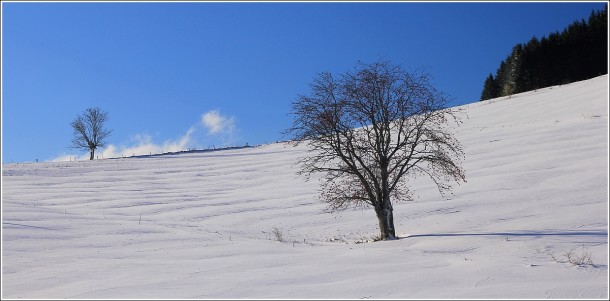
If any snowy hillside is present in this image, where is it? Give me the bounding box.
[2,75,608,299]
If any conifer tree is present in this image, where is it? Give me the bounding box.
[480,74,499,101]
[480,5,607,100]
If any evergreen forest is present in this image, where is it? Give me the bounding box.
[480,5,608,101]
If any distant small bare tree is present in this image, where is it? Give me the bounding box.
[286,60,466,240]
[70,107,112,160]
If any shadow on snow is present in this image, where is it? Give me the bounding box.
[405,230,607,239]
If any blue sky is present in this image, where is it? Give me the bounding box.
[2,1,607,163]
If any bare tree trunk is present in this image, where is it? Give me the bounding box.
[89,149,95,160]
[377,169,397,240]
[375,201,396,240]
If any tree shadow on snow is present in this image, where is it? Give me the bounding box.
[405,230,607,239]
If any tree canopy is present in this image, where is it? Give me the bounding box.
[70,107,112,160]
[286,60,466,240]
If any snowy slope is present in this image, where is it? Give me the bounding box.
[2,75,608,299]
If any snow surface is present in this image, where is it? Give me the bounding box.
[2,75,609,299]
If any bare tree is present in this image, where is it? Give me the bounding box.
[70,107,112,160]
[286,60,466,240]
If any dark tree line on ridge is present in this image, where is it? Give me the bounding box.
[481,5,607,101]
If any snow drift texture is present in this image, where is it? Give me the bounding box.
[2,75,608,299]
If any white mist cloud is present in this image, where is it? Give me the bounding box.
[202,110,235,135]
[50,127,197,162]
[100,127,195,159]
[201,110,239,146]
[50,110,241,162]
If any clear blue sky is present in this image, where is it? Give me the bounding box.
[2,1,607,163]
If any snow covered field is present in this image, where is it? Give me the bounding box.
[2,75,608,299]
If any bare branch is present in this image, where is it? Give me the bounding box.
[285,60,466,240]
[70,107,112,160]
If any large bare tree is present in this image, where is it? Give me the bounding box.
[70,107,112,160]
[286,60,466,240]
